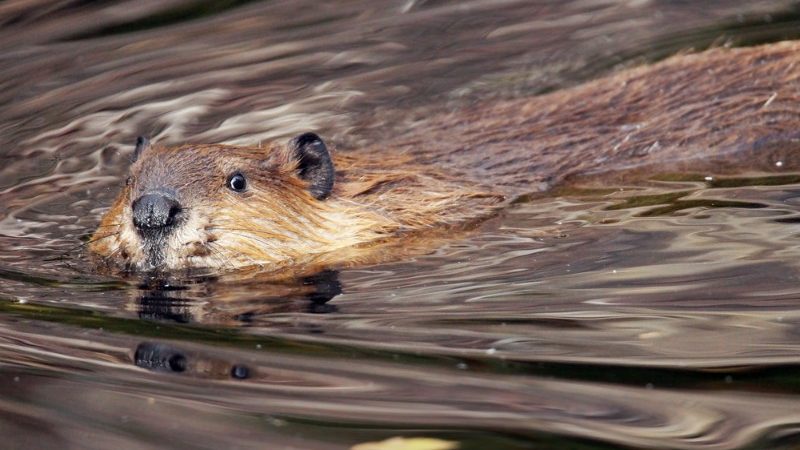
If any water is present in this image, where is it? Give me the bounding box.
[3,1,800,448]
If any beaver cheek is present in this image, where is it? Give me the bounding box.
[117,224,145,263]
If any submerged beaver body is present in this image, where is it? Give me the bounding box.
[91,41,800,272]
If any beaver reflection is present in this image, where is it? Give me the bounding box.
[134,342,251,380]
[135,270,341,325]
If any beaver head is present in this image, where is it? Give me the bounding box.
[89,129,505,273]
[89,133,402,272]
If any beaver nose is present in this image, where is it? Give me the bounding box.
[132,193,182,232]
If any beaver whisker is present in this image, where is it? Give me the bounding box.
[60,231,121,262]
[93,223,122,229]
[209,249,234,270]
[196,240,237,270]
[206,225,315,244]
[217,232,307,263]
[99,241,125,267]
[207,226,294,239]
[80,230,121,249]
[206,241,241,269]
[191,243,223,269]
[210,229,288,251]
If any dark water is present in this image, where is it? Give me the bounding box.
[3,1,800,449]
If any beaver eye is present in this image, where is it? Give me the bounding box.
[227,172,247,192]
[125,176,132,186]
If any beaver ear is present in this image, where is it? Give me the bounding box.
[290,132,334,200]
[132,136,150,162]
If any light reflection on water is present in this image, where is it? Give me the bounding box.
[3,1,800,449]
[4,177,800,449]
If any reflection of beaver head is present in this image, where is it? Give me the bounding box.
[134,342,252,380]
[135,270,342,325]
[89,132,504,272]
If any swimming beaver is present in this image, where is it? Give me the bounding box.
[90,132,503,271]
[90,41,800,272]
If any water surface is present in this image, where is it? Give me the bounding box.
[3,1,800,449]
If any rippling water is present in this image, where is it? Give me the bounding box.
[3,1,800,449]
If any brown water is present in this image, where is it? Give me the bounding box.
[3,1,800,449]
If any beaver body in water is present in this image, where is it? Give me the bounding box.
[90,41,800,272]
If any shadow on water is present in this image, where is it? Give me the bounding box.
[603,191,768,217]
[458,1,800,99]
[61,0,270,41]
[62,0,800,50]
[575,3,800,89]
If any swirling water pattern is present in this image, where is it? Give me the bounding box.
[3,1,800,449]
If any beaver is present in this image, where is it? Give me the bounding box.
[90,41,800,272]
[89,132,503,271]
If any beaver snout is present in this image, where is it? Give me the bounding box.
[132,192,182,233]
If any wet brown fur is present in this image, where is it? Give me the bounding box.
[92,41,800,272]
[90,141,503,271]
[395,41,800,192]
